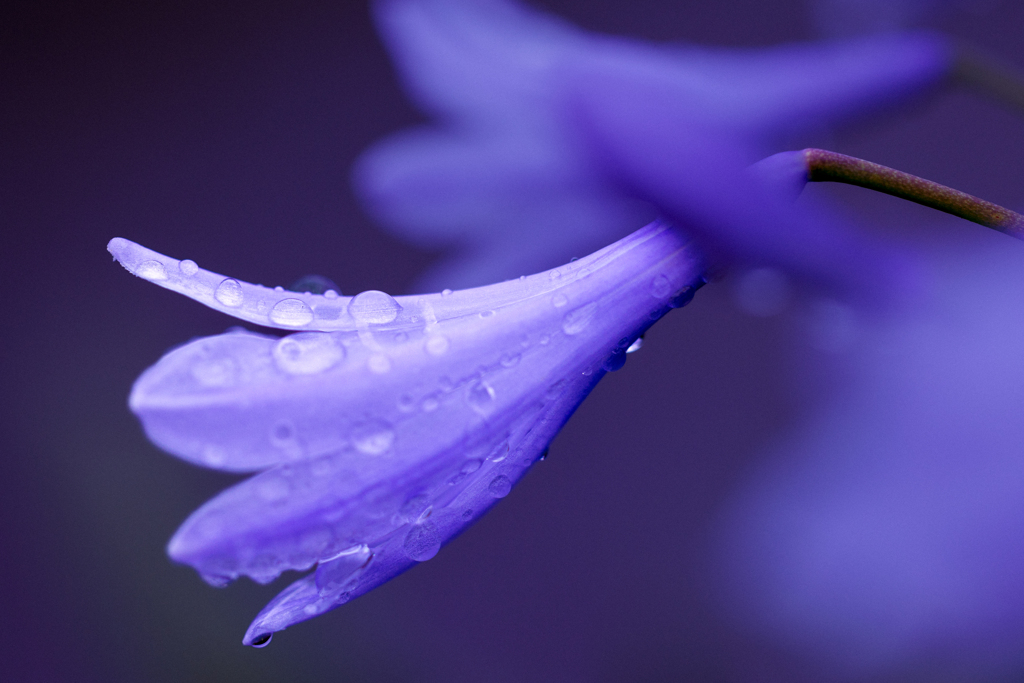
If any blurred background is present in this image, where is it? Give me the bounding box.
[3,1,1024,681]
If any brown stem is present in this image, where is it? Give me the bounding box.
[803,148,1024,240]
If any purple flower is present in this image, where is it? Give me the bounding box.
[715,233,1024,676]
[108,220,704,645]
[356,0,952,290]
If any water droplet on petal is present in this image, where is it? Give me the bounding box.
[270,299,314,326]
[403,522,441,561]
[441,288,453,297]
[552,293,568,308]
[467,381,496,413]
[562,302,597,335]
[650,274,672,298]
[273,333,345,375]
[137,260,167,280]
[425,335,449,356]
[215,279,244,307]
[324,289,340,299]
[250,633,272,648]
[479,309,495,318]
[461,459,482,474]
[549,269,562,280]
[421,395,440,412]
[352,419,394,454]
[500,352,521,368]
[349,290,401,324]
[200,573,231,588]
[539,334,550,345]
[603,350,627,372]
[625,338,643,353]
[179,259,199,277]
[488,475,512,498]
[487,441,509,463]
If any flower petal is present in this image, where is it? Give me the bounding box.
[155,222,703,641]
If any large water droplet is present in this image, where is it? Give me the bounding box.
[349,290,401,324]
[441,288,453,297]
[179,259,199,277]
[625,338,643,353]
[603,350,627,372]
[270,299,314,326]
[487,440,509,463]
[467,381,496,413]
[273,333,345,375]
[552,293,568,308]
[250,633,273,648]
[352,419,394,454]
[562,302,597,335]
[215,279,244,307]
[650,274,672,298]
[488,475,512,498]
[137,260,167,280]
[403,522,441,561]
[316,544,372,598]
[425,335,449,356]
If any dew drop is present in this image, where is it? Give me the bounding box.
[488,475,512,498]
[250,633,272,648]
[441,288,453,297]
[539,334,550,345]
[352,419,394,454]
[367,354,391,374]
[273,333,345,375]
[421,395,440,412]
[479,309,495,318]
[200,573,231,588]
[487,440,509,463]
[549,269,562,280]
[425,335,450,356]
[270,299,314,327]
[467,381,496,412]
[552,293,568,308]
[349,290,401,324]
[324,289,340,299]
[403,522,441,561]
[137,260,167,280]
[500,352,521,368]
[626,338,644,353]
[603,350,627,372]
[179,259,199,277]
[461,459,482,474]
[215,279,244,307]
[650,274,672,298]
[669,285,697,309]
[562,302,597,335]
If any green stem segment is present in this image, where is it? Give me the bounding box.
[803,148,1024,240]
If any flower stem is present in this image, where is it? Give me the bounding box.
[803,148,1024,240]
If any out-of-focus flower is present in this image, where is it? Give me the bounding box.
[356,0,951,292]
[810,0,990,38]
[715,232,1024,678]
[108,220,704,645]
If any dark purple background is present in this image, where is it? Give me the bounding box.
[3,1,1023,681]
